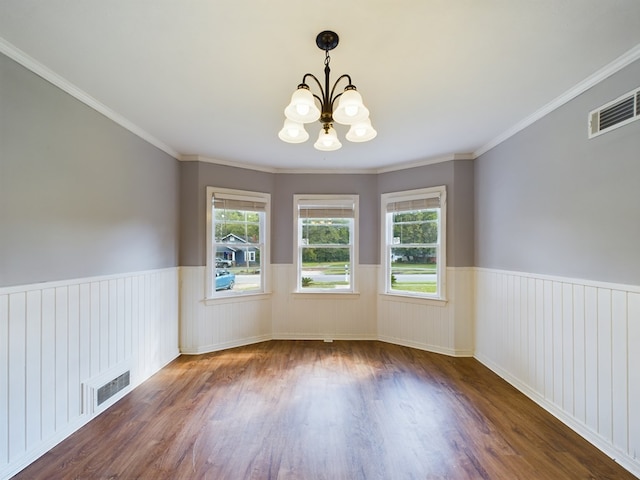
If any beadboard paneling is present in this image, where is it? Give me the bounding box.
[271,264,378,340]
[0,268,179,480]
[377,268,474,356]
[179,267,272,354]
[180,266,473,357]
[474,268,640,477]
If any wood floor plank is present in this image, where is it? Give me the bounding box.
[12,341,637,479]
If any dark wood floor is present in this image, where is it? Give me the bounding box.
[13,340,635,479]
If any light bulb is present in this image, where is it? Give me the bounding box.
[333,88,369,125]
[288,127,300,138]
[284,86,321,123]
[279,119,309,143]
[345,118,376,143]
[314,125,342,151]
[345,105,359,117]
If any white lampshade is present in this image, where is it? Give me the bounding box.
[332,88,369,125]
[284,87,321,123]
[314,126,342,151]
[345,118,377,142]
[278,119,309,143]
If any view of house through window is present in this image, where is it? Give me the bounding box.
[207,187,269,297]
[382,187,446,299]
[295,195,358,292]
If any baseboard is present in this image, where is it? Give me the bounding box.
[378,335,474,357]
[179,334,272,355]
[474,353,640,478]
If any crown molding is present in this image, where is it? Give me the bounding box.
[475,42,640,158]
[0,37,180,160]
[375,153,475,174]
[180,153,474,175]
[6,32,637,171]
[179,155,278,173]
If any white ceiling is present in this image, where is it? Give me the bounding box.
[1,1,640,172]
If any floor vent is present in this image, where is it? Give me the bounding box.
[589,86,640,138]
[83,363,132,415]
[97,371,130,406]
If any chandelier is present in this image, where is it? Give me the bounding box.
[278,31,376,151]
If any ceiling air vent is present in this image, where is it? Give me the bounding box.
[589,86,640,138]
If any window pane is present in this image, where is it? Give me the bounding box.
[215,246,262,292]
[392,210,439,244]
[390,247,438,294]
[301,249,351,290]
[302,219,350,245]
[215,209,260,242]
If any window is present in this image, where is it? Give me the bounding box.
[206,187,270,298]
[294,195,358,292]
[381,186,446,300]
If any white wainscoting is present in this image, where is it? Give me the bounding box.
[271,264,378,340]
[474,268,640,477]
[377,267,475,356]
[180,265,474,356]
[179,266,272,354]
[0,268,180,480]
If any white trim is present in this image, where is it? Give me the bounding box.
[475,43,640,157]
[179,154,278,173]
[474,266,640,294]
[588,85,640,138]
[380,186,447,301]
[378,336,473,358]
[293,194,359,294]
[375,153,474,174]
[179,335,272,355]
[0,266,178,294]
[475,352,640,478]
[291,292,361,299]
[0,37,180,160]
[206,186,271,299]
[181,153,475,175]
[273,333,377,341]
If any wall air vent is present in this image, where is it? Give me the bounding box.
[97,371,130,406]
[82,363,132,415]
[589,86,640,138]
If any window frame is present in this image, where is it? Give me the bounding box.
[380,186,447,302]
[206,186,270,300]
[293,194,359,294]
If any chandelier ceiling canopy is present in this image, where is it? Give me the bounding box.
[279,31,376,152]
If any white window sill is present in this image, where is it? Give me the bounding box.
[205,292,272,305]
[379,292,448,306]
[292,291,361,300]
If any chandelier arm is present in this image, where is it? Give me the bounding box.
[302,73,326,99]
[330,92,344,111]
[328,74,353,102]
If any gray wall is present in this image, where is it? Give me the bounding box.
[0,53,180,288]
[379,160,475,267]
[180,160,475,267]
[272,173,379,264]
[475,58,640,285]
[179,162,276,266]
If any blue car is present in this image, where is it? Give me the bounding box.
[215,269,236,290]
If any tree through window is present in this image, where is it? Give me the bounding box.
[382,187,446,299]
[294,195,358,292]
